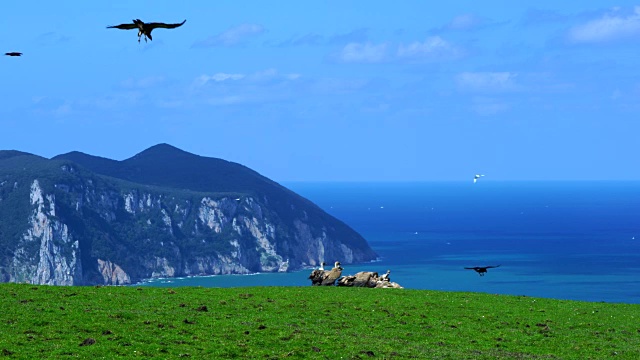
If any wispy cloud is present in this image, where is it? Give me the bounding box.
[456,72,520,93]
[274,28,368,47]
[195,73,245,86]
[31,96,70,115]
[567,7,640,43]
[192,24,265,47]
[331,36,465,64]
[397,36,464,61]
[338,42,389,63]
[194,69,300,87]
[191,69,302,106]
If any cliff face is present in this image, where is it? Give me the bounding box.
[10,180,81,285]
[0,146,377,285]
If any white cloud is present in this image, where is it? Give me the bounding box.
[456,72,519,92]
[190,69,302,106]
[195,69,300,87]
[193,24,265,47]
[568,7,640,43]
[249,68,278,81]
[397,36,463,61]
[195,73,245,86]
[211,73,245,82]
[194,68,302,86]
[338,42,389,63]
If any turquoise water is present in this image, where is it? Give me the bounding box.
[140,181,640,304]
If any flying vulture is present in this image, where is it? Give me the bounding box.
[107,19,186,43]
[464,265,501,276]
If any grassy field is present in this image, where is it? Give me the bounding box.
[1,284,638,359]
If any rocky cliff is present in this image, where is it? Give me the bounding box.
[0,145,377,285]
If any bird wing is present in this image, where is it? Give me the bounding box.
[107,23,138,30]
[147,20,186,30]
[485,265,501,269]
[464,267,478,270]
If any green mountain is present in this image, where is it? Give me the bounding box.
[0,145,376,285]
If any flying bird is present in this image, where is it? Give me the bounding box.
[4,52,22,56]
[107,19,186,43]
[473,174,485,183]
[464,265,500,276]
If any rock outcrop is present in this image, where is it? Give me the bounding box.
[0,145,377,285]
[336,270,403,289]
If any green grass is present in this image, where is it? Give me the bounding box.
[1,284,638,359]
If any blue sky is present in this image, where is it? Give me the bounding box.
[1,1,639,181]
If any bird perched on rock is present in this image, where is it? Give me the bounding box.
[4,52,22,56]
[309,261,342,286]
[308,262,327,286]
[464,265,500,276]
[378,270,391,282]
[107,19,186,43]
[321,261,343,286]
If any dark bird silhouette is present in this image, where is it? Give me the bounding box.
[107,19,186,43]
[5,52,22,56]
[464,265,500,276]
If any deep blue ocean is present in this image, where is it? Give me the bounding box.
[141,181,640,304]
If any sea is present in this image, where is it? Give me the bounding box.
[140,181,640,304]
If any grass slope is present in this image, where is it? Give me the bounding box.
[1,284,638,359]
